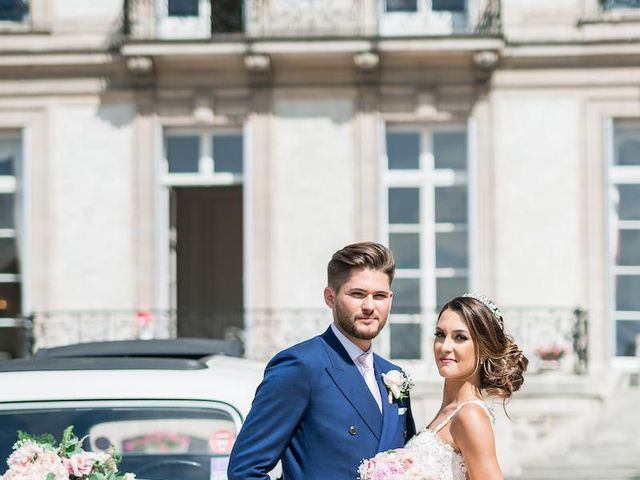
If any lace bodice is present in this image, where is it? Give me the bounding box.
[404,400,492,480]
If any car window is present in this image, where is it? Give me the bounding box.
[0,400,241,480]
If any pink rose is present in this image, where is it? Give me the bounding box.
[64,452,97,477]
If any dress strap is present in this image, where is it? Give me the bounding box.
[432,400,493,433]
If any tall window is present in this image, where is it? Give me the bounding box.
[383,124,470,359]
[162,128,245,339]
[0,0,29,22]
[0,131,22,320]
[609,119,640,356]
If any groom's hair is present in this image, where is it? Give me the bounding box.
[327,241,395,292]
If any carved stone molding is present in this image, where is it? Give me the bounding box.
[353,51,379,71]
[126,56,155,87]
[244,54,272,85]
[472,50,500,82]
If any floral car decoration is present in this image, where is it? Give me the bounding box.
[0,426,136,480]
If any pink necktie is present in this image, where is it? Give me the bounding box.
[357,352,382,412]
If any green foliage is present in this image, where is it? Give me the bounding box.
[59,425,84,458]
[17,430,56,447]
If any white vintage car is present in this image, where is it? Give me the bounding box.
[0,339,267,480]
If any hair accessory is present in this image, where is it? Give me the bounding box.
[462,293,504,328]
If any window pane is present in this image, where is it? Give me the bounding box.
[614,121,640,166]
[389,188,420,224]
[0,0,29,22]
[213,134,243,174]
[432,0,466,12]
[167,136,199,173]
[390,323,421,359]
[602,0,640,11]
[435,186,467,223]
[436,232,468,269]
[392,278,420,314]
[616,320,640,356]
[212,0,244,34]
[386,0,418,12]
[0,238,18,274]
[0,194,14,229]
[387,132,420,170]
[0,135,20,176]
[389,233,420,269]
[616,275,640,311]
[436,277,467,309]
[0,282,21,317]
[618,185,640,221]
[434,131,466,170]
[617,230,640,266]
[168,0,199,16]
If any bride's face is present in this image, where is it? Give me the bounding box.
[433,308,478,381]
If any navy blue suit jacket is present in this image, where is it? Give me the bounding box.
[227,327,416,480]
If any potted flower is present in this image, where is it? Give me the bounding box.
[0,426,136,480]
[535,344,568,371]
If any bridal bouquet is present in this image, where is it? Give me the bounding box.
[0,426,136,480]
[359,449,431,480]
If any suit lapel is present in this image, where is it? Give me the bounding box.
[321,328,383,439]
[375,356,400,451]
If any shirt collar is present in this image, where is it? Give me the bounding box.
[330,322,370,362]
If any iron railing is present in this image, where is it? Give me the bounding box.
[0,317,33,359]
[27,306,588,374]
[123,0,502,39]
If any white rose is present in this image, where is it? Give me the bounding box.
[382,370,406,403]
[382,370,405,387]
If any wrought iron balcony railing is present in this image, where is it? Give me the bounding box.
[123,0,501,40]
[25,304,587,375]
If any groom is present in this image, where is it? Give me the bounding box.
[227,241,416,480]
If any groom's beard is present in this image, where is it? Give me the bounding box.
[334,302,388,341]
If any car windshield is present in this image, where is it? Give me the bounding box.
[0,400,240,480]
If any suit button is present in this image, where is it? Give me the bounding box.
[349,426,357,435]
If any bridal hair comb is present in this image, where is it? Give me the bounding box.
[462,293,504,328]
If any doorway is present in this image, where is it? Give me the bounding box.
[171,186,244,340]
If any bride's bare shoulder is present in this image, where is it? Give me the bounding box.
[449,403,494,447]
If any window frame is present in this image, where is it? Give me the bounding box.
[157,125,247,318]
[162,127,244,187]
[379,0,471,36]
[0,129,24,322]
[380,121,473,363]
[155,0,211,39]
[607,118,640,358]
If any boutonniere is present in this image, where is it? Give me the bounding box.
[381,370,414,404]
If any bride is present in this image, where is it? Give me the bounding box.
[362,293,528,480]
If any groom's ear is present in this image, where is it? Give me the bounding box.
[324,286,336,309]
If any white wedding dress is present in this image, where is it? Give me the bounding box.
[404,400,493,480]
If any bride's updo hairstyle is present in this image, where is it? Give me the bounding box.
[439,294,528,399]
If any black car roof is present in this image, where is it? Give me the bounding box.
[0,357,207,372]
[34,338,243,360]
[0,338,244,372]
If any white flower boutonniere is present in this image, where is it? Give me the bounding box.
[381,370,414,404]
